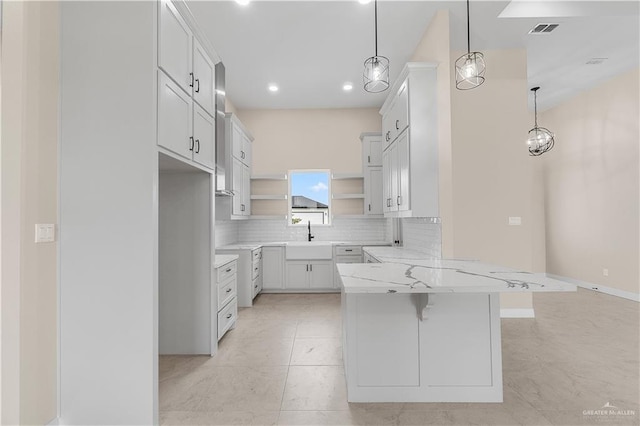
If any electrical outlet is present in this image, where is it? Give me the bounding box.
[508,217,522,226]
[35,224,55,243]
[602,268,609,277]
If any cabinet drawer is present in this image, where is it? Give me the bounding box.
[217,260,237,283]
[251,261,260,280]
[218,276,237,311]
[217,298,237,341]
[252,277,261,298]
[252,248,262,262]
[336,246,362,256]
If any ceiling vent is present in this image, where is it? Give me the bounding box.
[586,58,608,65]
[528,23,559,34]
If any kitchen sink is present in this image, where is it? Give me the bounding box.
[285,242,333,260]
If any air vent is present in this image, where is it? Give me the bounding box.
[586,58,608,65]
[528,23,559,34]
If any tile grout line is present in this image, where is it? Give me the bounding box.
[276,319,299,423]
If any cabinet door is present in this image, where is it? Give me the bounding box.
[390,143,399,212]
[262,247,284,290]
[365,167,383,216]
[242,164,251,216]
[192,38,215,116]
[158,0,192,93]
[367,137,383,167]
[231,121,244,161]
[420,294,493,386]
[285,262,309,289]
[231,157,243,216]
[192,104,215,169]
[158,72,192,160]
[394,81,409,136]
[382,149,392,213]
[309,261,333,289]
[242,135,252,167]
[396,132,410,212]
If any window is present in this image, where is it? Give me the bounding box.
[289,170,331,225]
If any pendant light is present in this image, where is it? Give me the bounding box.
[363,0,389,93]
[455,0,485,90]
[527,87,555,156]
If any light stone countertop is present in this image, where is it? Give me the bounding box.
[213,254,239,269]
[335,246,577,294]
[216,241,390,251]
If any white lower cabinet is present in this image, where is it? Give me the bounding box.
[262,246,285,290]
[285,260,333,290]
[215,247,262,307]
[215,259,237,341]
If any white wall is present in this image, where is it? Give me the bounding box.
[59,2,157,424]
[1,1,59,424]
[541,68,639,296]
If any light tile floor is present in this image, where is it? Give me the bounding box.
[160,289,639,425]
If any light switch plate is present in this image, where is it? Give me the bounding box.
[35,224,55,243]
[508,217,522,226]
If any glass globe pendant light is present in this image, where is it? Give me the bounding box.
[527,87,555,156]
[455,0,485,90]
[363,0,389,93]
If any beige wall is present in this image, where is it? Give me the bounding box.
[239,108,381,216]
[1,1,59,424]
[540,68,640,295]
[410,9,454,258]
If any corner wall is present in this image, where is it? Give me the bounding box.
[1,1,59,424]
[541,68,640,297]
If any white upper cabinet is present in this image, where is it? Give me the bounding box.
[225,113,253,219]
[192,38,215,116]
[158,0,192,93]
[379,63,439,218]
[157,0,218,171]
[362,133,383,167]
[158,72,193,160]
[361,133,384,216]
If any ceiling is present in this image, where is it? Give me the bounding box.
[187,0,639,111]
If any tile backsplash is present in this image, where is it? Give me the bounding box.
[215,220,239,247]
[401,217,442,258]
[236,217,389,243]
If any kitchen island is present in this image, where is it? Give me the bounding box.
[336,247,576,403]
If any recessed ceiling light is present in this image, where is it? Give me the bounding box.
[268,84,279,92]
[358,0,372,4]
[235,0,250,6]
[586,58,608,65]
[343,83,353,91]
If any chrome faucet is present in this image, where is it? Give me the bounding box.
[308,221,314,242]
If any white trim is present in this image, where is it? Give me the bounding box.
[546,273,640,302]
[500,308,535,318]
[46,416,60,426]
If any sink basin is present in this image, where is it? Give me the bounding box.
[285,242,333,260]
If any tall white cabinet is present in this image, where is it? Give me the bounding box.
[380,63,439,218]
[220,113,253,219]
[361,133,384,216]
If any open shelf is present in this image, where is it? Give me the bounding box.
[251,174,288,180]
[331,173,364,180]
[332,193,365,200]
[250,194,288,200]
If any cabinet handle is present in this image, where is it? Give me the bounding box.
[225,268,232,273]
[255,284,258,289]
[368,155,371,164]
[310,264,313,272]
[345,249,353,252]
[189,72,194,88]
[368,204,371,212]
[226,288,232,293]
[189,136,194,151]
[195,78,200,93]
[396,119,399,130]
[306,264,309,272]
[397,196,402,206]
[241,204,245,212]
[226,313,232,319]
[195,139,200,153]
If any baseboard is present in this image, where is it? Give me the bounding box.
[546,273,640,302]
[500,308,535,318]
[46,416,59,426]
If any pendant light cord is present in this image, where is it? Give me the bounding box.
[534,89,538,127]
[374,0,378,57]
[466,0,471,55]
